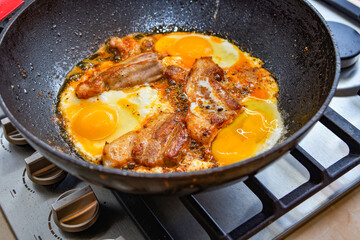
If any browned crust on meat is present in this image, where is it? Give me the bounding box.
[102,113,189,168]
[131,113,173,166]
[209,78,242,111]
[109,36,141,60]
[75,75,107,99]
[105,60,164,89]
[139,37,155,52]
[102,131,137,168]
[75,53,164,99]
[165,65,189,84]
[164,126,188,160]
[184,57,242,145]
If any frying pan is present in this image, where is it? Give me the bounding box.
[0,0,340,195]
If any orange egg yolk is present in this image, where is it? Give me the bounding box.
[72,105,118,141]
[251,88,271,99]
[174,36,213,59]
[155,35,214,68]
[173,36,213,67]
[212,108,276,166]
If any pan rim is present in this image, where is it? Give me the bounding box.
[0,0,341,180]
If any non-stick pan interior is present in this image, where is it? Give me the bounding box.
[0,0,337,166]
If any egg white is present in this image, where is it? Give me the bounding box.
[58,85,173,162]
[211,96,284,165]
[155,33,240,68]
[58,32,283,168]
[243,97,284,155]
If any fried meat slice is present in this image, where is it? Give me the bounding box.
[102,113,189,168]
[165,65,189,84]
[102,131,137,168]
[76,53,164,99]
[109,36,141,60]
[139,37,156,52]
[184,57,242,145]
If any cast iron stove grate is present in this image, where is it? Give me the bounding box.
[114,106,360,240]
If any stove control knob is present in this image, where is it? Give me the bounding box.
[51,186,100,232]
[1,117,27,145]
[25,152,67,185]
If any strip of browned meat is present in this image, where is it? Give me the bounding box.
[184,57,242,145]
[76,53,164,99]
[102,113,189,168]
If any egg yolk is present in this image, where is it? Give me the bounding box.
[212,106,278,166]
[173,36,213,67]
[155,35,214,68]
[72,105,118,141]
[174,36,213,59]
[155,37,177,54]
[251,88,270,99]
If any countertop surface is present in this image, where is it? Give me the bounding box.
[287,185,360,240]
[0,207,15,240]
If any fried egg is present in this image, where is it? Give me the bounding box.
[155,33,240,69]
[211,97,284,166]
[58,32,284,171]
[58,85,172,163]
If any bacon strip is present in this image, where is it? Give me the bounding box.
[102,113,189,168]
[184,57,242,145]
[76,53,164,99]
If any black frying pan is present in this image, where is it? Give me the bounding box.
[0,0,340,195]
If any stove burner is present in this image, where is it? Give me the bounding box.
[328,21,360,69]
[328,21,360,96]
[321,0,360,24]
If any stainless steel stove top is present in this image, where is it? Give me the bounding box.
[0,135,145,239]
[1,1,360,239]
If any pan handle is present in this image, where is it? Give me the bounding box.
[0,0,24,22]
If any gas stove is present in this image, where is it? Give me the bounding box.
[1,1,360,239]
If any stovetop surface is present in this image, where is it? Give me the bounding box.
[1,0,360,239]
[0,136,145,240]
